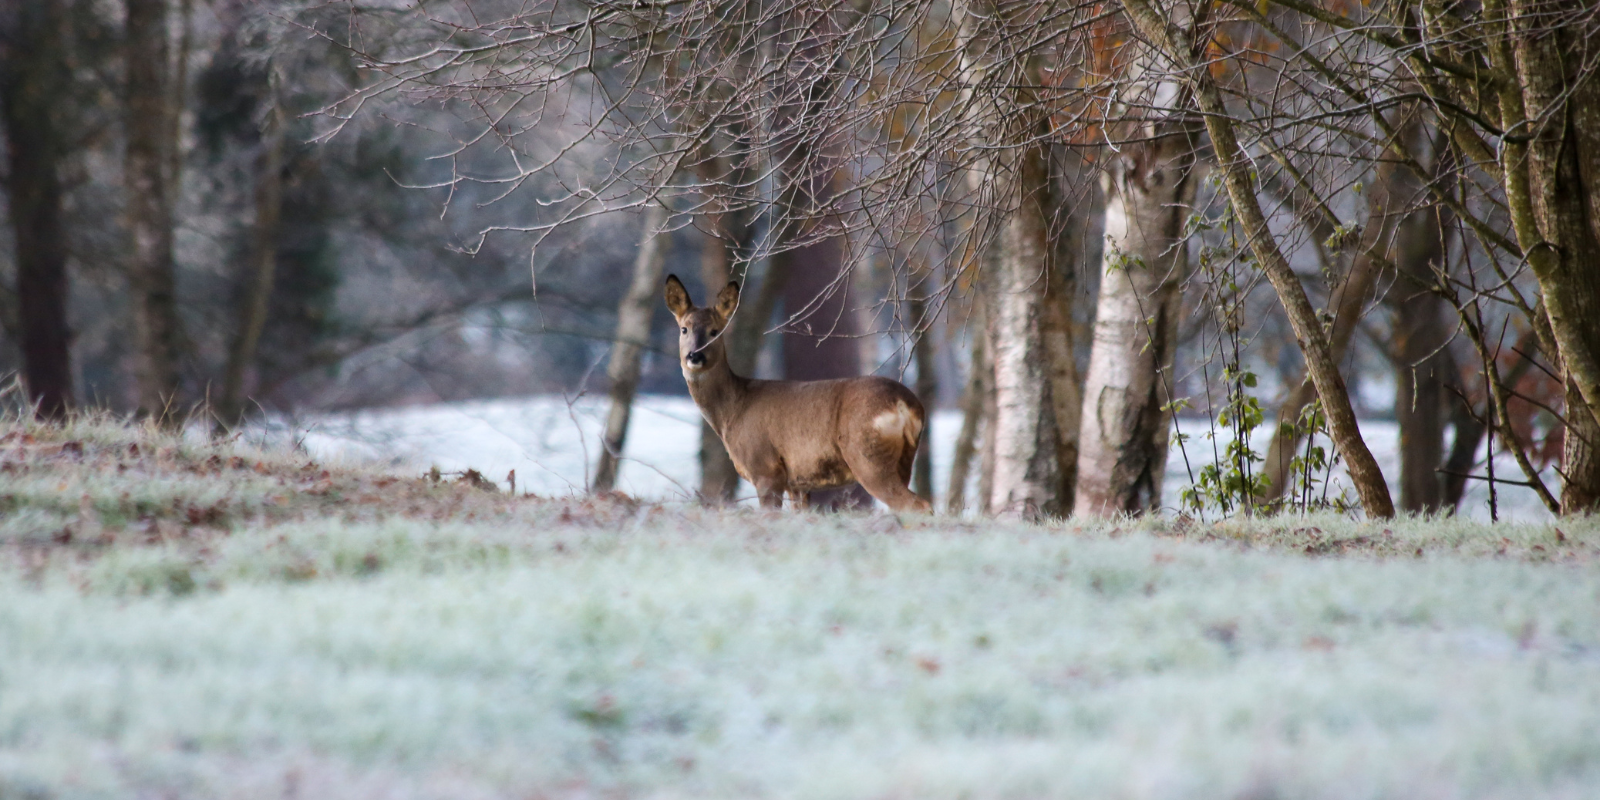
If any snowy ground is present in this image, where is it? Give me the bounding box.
[4,415,1599,799]
[263,395,1554,520]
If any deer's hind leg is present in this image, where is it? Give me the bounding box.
[753,466,789,509]
[851,459,930,513]
[842,438,931,514]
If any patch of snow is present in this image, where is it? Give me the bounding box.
[261,396,1554,520]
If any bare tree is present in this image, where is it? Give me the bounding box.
[945,295,989,514]
[216,63,286,432]
[906,253,940,502]
[594,202,671,493]
[697,220,742,503]
[125,0,184,423]
[952,0,1067,518]
[1382,130,1454,514]
[0,1,73,420]
[1116,0,1396,517]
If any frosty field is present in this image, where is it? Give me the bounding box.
[3,415,1600,799]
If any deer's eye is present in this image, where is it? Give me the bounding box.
[709,329,719,337]
[680,327,687,334]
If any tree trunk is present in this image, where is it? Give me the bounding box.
[0,1,73,420]
[978,337,998,516]
[948,0,1070,518]
[697,216,741,503]
[909,284,938,503]
[1259,221,1383,505]
[1119,0,1396,518]
[1503,0,1600,512]
[215,67,285,433]
[1440,346,1482,511]
[945,300,989,514]
[1388,198,1451,514]
[1073,131,1194,517]
[1042,149,1087,511]
[594,202,672,494]
[694,133,759,505]
[988,137,1063,519]
[125,0,184,423]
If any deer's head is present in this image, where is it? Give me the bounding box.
[664,274,739,376]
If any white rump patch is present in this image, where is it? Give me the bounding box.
[872,401,920,443]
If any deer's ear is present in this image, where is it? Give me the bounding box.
[664,274,693,317]
[714,281,740,320]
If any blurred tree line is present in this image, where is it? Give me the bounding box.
[0,0,687,428]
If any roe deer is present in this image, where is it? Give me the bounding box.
[664,275,931,512]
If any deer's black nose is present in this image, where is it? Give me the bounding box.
[686,351,706,366]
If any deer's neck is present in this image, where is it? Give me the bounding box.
[685,361,750,436]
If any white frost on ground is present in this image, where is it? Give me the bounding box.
[265,395,1555,519]
[6,512,1600,799]
[4,416,1596,799]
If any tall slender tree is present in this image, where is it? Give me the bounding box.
[124,0,184,423]
[0,1,73,420]
[216,60,286,433]
[952,0,1067,518]
[594,202,672,493]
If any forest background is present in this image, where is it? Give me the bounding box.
[3,0,1598,522]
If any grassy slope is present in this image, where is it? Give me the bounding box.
[2,416,1599,800]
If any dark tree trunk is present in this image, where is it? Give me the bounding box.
[1439,346,1483,511]
[945,299,989,514]
[1383,131,1453,514]
[0,1,73,420]
[1392,291,1451,513]
[215,68,284,433]
[909,286,938,503]
[1042,148,1089,513]
[125,0,184,423]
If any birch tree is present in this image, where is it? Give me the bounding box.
[1073,59,1197,516]
[951,0,1067,518]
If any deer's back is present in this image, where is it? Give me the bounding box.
[726,376,924,491]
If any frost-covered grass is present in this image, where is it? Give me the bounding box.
[3,414,1600,799]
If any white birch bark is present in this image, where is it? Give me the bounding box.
[1074,126,1195,516]
[988,140,1064,518]
[952,0,1067,518]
